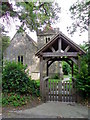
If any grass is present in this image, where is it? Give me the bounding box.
[64,74,72,78]
[33,78,73,94]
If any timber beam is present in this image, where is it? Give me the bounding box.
[42,52,79,57]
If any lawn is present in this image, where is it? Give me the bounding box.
[35,77,72,89]
[35,75,72,85]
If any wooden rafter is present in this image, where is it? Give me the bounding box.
[50,47,56,52]
[64,45,70,52]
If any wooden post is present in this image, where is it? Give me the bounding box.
[78,56,81,73]
[40,57,43,97]
[46,61,49,76]
[58,38,61,52]
[72,61,74,78]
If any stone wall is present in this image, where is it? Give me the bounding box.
[3,32,40,80]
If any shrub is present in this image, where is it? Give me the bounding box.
[2,61,40,96]
[75,55,90,99]
[62,62,70,75]
[2,93,30,107]
[53,73,59,79]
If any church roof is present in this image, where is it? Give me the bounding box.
[35,31,86,57]
[11,31,37,47]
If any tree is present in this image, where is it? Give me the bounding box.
[1,1,61,31]
[68,0,89,34]
[0,35,10,70]
[68,0,90,80]
[2,36,10,52]
[75,43,90,99]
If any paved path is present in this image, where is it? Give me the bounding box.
[7,102,88,118]
[63,77,70,81]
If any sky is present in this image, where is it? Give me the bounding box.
[0,0,88,45]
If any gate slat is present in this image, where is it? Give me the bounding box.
[72,81,74,102]
[65,82,66,102]
[53,80,54,101]
[60,81,62,101]
[46,80,49,101]
[66,81,68,102]
[57,81,60,101]
[68,82,69,102]
[50,80,51,101]
[55,81,57,101]
[70,82,72,102]
[63,81,65,102]
[69,81,71,102]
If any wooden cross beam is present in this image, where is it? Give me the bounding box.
[42,52,78,57]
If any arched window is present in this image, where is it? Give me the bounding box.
[18,56,23,64]
[46,37,50,43]
[48,37,50,41]
[46,37,48,43]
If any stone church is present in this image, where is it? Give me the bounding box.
[3,25,62,80]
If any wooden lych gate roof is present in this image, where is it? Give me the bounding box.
[36,32,86,58]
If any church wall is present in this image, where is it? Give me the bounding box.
[3,32,40,80]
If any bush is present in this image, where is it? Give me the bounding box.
[62,62,70,75]
[2,61,40,96]
[2,93,30,107]
[75,55,90,99]
[53,73,59,79]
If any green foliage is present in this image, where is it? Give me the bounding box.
[62,62,70,75]
[2,93,30,107]
[68,0,89,34]
[2,36,10,52]
[2,61,40,96]
[53,73,59,79]
[1,2,17,17]
[1,1,61,31]
[75,48,90,99]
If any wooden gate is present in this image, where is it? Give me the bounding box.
[44,79,76,102]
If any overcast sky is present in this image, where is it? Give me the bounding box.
[0,0,88,45]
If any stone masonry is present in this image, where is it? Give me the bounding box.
[3,32,40,80]
[3,25,63,79]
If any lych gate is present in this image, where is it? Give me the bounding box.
[35,32,85,102]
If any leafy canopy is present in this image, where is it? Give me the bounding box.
[68,0,89,34]
[1,1,61,31]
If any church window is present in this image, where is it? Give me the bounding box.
[46,38,48,43]
[18,56,23,64]
[48,37,50,41]
[18,56,20,62]
[46,37,50,43]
